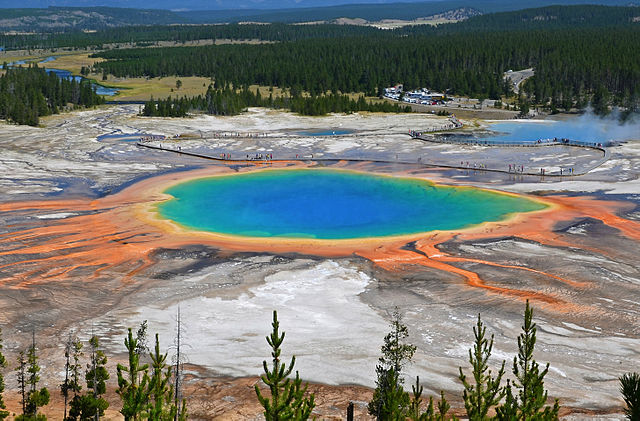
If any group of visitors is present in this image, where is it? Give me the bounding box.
[461,161,488,170]
[139,135,166,142]
[216,132,268,138]
[245,153,274,161]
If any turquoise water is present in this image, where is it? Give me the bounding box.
[157,170,546,239]
[487,121,605,143]
[96,133,147,142]
[297,129,354,136]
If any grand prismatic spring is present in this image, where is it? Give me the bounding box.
[0,107,639,418]
[157,169,547,239]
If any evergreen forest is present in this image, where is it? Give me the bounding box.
[1,5,638,53]
[0,23,380,51]
[92,24,640,112]
[142,85,411,117]
[1,5,639,122]
[0,66,104,126]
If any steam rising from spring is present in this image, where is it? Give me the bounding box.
[572,107,640,143]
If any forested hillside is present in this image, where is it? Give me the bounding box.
[0,66,104,126]
[179,0,636,23]
[0,23,379,51]
[417,5,640,32]
[1,5,639,119]
[179,1,483,23]
[0,0,633,27]
[92,25,640,110]
[2,5,638,51]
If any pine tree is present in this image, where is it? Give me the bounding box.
[84,336,109,420]
[142,97,157,116]
[369,309,416,420]
[518,100,530,117]
[459,315,505,420]
[496,301,559,420]
[255,310,315,421]
[64,337,84,421]
[147,334,182,420]
[435,392,456,421]
[16,351,27,416]
[0,328,9,421]
[620,372,640,421]
[495,380,518,421]
[17,333,50,421]
[61,335,83,421]
[117,329,150,421]
[591,84,610,115]
[407,377,457,421]
[61,337,72,420]
[372,368,411,421]
[173,307,186,421]
[407,376,434,421]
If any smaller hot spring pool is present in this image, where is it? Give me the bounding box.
[484,121,611,145]
[297,129,354,136]
[444,120,621,146]
[96,133,144,142]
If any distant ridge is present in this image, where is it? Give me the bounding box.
[0,0,635,31]
[178,0,635,23]
[0,7,187,31]
[0,0,637,11]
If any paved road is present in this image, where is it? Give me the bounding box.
[505,68,535,94]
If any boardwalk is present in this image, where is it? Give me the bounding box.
[134,113,608,177]
[136,138,609,177]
